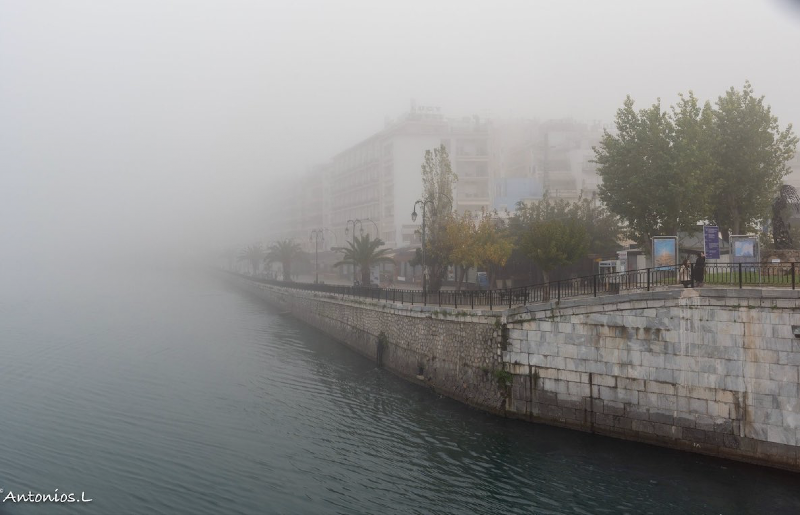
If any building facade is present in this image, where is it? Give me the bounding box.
[264,108,605,258]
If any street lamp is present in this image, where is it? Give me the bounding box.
[361,218,379,239]
[411,200,435,295]
[310,229,325,284]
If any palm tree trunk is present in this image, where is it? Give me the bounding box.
[361,265,371,287]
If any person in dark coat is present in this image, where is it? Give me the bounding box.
[694,252,706,285]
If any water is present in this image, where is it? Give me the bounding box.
[0,268,799,515]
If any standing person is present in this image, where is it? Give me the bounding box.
[679,258,692,288]
[694,252,706,286]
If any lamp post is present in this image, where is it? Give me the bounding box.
[309,229,324,284]
[345,219,363,285]
[411,200,435,295]
[361,218,379,239]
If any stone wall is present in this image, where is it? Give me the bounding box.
[230,275,508,413]
[504,288,800,470]
[226,273,800,471]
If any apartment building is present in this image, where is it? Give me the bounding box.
[326,104,490,249]
[489,118,604,210]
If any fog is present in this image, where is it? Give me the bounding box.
[2,0,799,273]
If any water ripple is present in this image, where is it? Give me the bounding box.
[1,272,799,515]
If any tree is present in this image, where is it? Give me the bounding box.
[670,92,716,232]
[595,84,798,247]
[238,244,264,275]
[472,210,514,288]
[569,196,622,257]
[509,194,619,256]
[419,144,457,292]
[333,234,394,287]
[772,184,800,250]
[264,239,304,281]
[442,212,479,290]
[594,96,704,248]
[519,218,588,284]
[709,82,798,238]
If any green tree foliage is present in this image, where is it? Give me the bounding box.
[595,83,797,246]
[419,144,457,292]
[570,196,622,257]
[442,212,478,290]
[709,82,798,237]
[264,239,304,281]
[238,244,264,275]
[472,210,514,287]
[517,218,588,284]
[333,234,394,287]
[594,96,708,248]
[510,195,619,257]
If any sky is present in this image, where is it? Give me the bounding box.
[1,0,799,269]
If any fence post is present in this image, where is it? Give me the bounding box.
[690,263,695,288]
[647,268,651,291]
[470,291,474,309]
[454,292,458,309]
[411,291,414,305]
[793,263,796,290]
[489,291,493,310]
[557,281,561,302]
[438,291,441,307]
[739,263,743,289]
[593,274,597,297]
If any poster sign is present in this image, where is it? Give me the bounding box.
[703,226,720,259]
[730,235,759,264]
[652,236,677,270]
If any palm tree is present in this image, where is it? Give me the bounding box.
[238,244,264,275]
[334,234,394,287]
[264,239,304,281]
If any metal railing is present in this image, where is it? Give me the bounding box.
[229,262,798,310]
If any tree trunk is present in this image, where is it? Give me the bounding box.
[283,261,291,282]
[362,265,371,287]
[731,205,741,237]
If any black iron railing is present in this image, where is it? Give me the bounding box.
[229,262,798,310]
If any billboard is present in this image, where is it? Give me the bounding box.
[652,236,677,270]
[703,226,720,259]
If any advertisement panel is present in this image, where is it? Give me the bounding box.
[703,226,721,259]
[730,235,759,265]
[652,236,677,270]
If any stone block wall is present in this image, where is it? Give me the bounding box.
[231,275,508,413]
[504,288,800,470]
[226,273,800,471]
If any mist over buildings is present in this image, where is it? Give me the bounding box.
[1,0,799,274]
